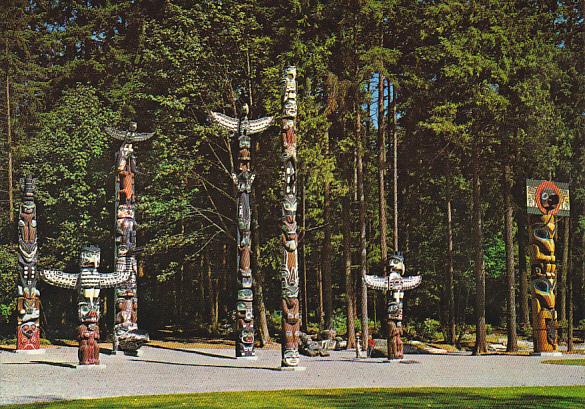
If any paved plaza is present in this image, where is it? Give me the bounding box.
[1,346,584,405]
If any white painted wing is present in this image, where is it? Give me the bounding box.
[209,111,239,132]
[364,274,422,291]
[364,275,387,291]
[247,117,274,134]
[39,270,79,289]
[128,132,155,142]
[402,275,422,290]
[105,127,128,141]
[98,270,132,288]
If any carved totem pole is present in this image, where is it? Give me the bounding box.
[210,104,273,359]
[526,179,570,353]
[279,66,303,368]
[16,176,41,351]
[364,253,421,359]
[40,246,130,365]
[106,122,152,354]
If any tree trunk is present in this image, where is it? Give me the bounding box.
[391,85,398,252]
[5,41,14,223]
[378,73,388,272]
[559,217,570,341]
[567,232,574,352]
[357,106,369,351]
[446,198,456,344]
[317,264,324,328]
[472,140,487,354]
[503,162,517,351]
[343,194,356,349]
[517,211,530,330]
[322,142,333,329]
[300,170,309,332]
[206,251,216,329]
[252,189,270,345]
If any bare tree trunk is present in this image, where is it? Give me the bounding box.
[5,40,14,223]
[300,170,309,332]
[391,85,398,252]
[446,198,456,344]
[378,73,388,273]
[559,217,570,341]
[317,264,324,329]
[343,194,356,349]
[206,251,216,329]
[252,189,271,345]
[503,162,517,352]
[567,231,574,352]
[322,138,333,329]
[517,212,530,330]
[472,141,487,354]
[357,106,369,351]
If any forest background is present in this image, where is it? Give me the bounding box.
[0,0,584,353]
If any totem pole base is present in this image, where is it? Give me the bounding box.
[280,366,306,372]
[75,364,107,369]
[530,351,562,357]
[14,349,46,355]
[236,355,257,361]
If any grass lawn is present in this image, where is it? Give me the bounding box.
[2,387,584,409]
[543,358,585,366]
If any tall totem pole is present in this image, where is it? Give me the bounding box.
[526,179,570,354]
[106,122,152,355]
[40,246,130,365]
[210,104,273,359]
[364,253,421,360]
[279,66,303,369]
[16,176,42,352]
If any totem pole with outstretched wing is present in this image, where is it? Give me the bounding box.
[210,104,273,359]
[40,245,130,365]
[364,253,421,359]
[105,122,152,355]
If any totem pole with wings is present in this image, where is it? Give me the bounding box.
[105,122,152,355]
[40,246,130,365]
[210,104,273,359]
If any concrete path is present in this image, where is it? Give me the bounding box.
[1,346,583,405]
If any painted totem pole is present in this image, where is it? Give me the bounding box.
[279,66,303,368]
[106,122,152,354]
[40,246,130,365]
[16,176,41,351]
[364,253,421,359]
[526,179,570,353]
[210,104,273,359]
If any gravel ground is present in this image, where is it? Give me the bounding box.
[1,346,584,405]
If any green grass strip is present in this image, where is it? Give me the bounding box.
[2,387,584,409]
[542,358,585,366]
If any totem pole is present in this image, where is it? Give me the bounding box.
[16,176,42,352]
[279,66,303,369]
[210,104,273,359]
[40,245,130,365]
[364,253,421,360]
[526,179,570,354]
[106,122,152,355]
